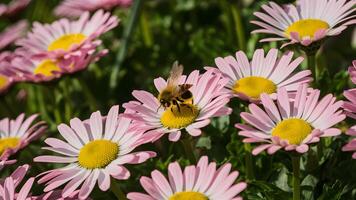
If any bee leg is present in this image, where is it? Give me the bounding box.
[157,104,162,112]
[177,104,181,113]
[173,100,181,113]
[171,101,177,112]
[176,97,184,103]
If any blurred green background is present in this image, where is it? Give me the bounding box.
[0,0,355,199]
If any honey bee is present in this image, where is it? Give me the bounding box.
[158,61,193,112]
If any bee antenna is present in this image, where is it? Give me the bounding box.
[157,104,162,112]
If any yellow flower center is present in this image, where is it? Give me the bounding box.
[160,104,199,129]
[0,137,20,155]
[34,59,61,77]
[169,192,208,200]
[0,74,9,89]
[285,19,329,38]
[78,139,119,169]
[233,76,276,99]
[272,118,312,145]
[48,33,86,51]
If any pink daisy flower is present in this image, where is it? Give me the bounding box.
[0,0,31,17]
[0,113,47,160]
[123,69,232,142]
[33,190,90,200]
[343,88,356,119]
[16,9,118,61]
[342,126,356,159]
[252,0,356,47]
[34,105,156,200]
[127,156,247,200]
[236,84,345,155]
[209,48,312,102]
[0,51,17,63]
[0,20,27,50]
[349,60,356,84]
[342,61,356,159]
[8,49,105,82]
[0,159,16,171]
[0,59,17,95]
[0,164,35,200]
[55,0,132,17]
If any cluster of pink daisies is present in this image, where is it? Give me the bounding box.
[0,0,355,199]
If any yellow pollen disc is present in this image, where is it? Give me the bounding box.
[48,33,86,51]
[0,75,9,89]
[285,19,329,38]
[169,191,208,200]
[272,118,312,145]
[160,104,199,129]
[78,139,119,169]
[233,76,276,99]
[34,59,61,77]
[0,137,20,155]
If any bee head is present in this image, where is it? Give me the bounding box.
[160,99,171,108]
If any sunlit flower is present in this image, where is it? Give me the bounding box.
[9,49,105,82]
[236,84,345,155]
[34,105,156,200]
[127,156,247,200]
[123,70,231,142]
[209,48,312,102]
[0,20,27,50]
[0,159,16,171]
[0,59,17,95]
[55,0,132,17]
[0,51,21,95]
[252,0,356,47]
[0,113,46,160]
[0,164,35,200]
[0,0,31,17]
[16,9,118,61]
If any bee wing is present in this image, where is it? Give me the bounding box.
[167,61,183,88]
[176,84,193,95]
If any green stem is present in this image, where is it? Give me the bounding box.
[292,156,301,200]
[27,85,37,113]
[140,10,153,47]
[110,179,127,200]
[244,143,255,180]
[77,78,98,111]
[219,0,233,45]
[110,0,143,89]
[241,104,255,180]
[317,138,324,160]
[36,85,53,124]
[181,136,197,164]
[61,78,72,122]
[231,4,246,51]
[307,54,317,86]
[53,87,63,124]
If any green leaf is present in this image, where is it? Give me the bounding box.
[196,136,212,149]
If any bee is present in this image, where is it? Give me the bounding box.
[158,61,193,112]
